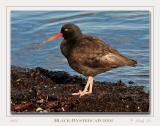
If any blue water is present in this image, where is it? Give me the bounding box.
[11,11,150,90]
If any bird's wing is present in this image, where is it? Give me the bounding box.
[71,35,132,69]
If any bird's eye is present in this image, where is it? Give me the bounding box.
[64,28,69,32]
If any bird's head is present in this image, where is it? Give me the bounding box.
[44,23,82,43]
[61,23,82,40]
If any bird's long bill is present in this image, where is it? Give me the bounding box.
[43,33,63,43]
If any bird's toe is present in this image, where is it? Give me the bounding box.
[79,91,92,97]
[72,90,92,97]
[72,90,82,96]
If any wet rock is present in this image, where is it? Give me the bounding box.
[36,107,43,112]
[46,101,59,109]
[11,66,149,113]
[12,102,32,111]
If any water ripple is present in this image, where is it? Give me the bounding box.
[11,11,150,89]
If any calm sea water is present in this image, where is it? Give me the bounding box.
[11,11,150,90]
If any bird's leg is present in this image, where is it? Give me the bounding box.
[88,77,93,93]
[72,76,94,96]
[83,76,91,92]
[79,76,93,97]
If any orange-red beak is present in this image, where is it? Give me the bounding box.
[43,33,63,43]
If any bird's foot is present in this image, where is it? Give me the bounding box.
[72,90,81,96]
[79,90,92,97]
[72,90,92,97]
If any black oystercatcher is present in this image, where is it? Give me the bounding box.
[44,23,137,97]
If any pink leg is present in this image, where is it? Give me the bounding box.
[72,76,94,97]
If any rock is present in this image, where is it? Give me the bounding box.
[36,107,43,112]
[11,66,149,113]
[13,102,32,111]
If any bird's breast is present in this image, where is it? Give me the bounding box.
[60,40,71,58]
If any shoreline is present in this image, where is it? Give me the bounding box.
[11,65,149,113]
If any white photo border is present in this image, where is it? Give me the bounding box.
[6,6,154,117]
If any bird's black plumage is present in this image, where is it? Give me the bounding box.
[46,23,137,96]
[60,23,137,76]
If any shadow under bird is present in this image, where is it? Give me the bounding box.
[44,23,137,97]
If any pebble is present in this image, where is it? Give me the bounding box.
[62,107,65,112]
[36,107,43,112]
[16,79,21,82]
[37,99,44,103]
[43,110,48,112]
[126,105,129,108]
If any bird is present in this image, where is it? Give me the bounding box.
[44,23,137,97]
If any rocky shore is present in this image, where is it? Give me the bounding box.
[11,66,149,113]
